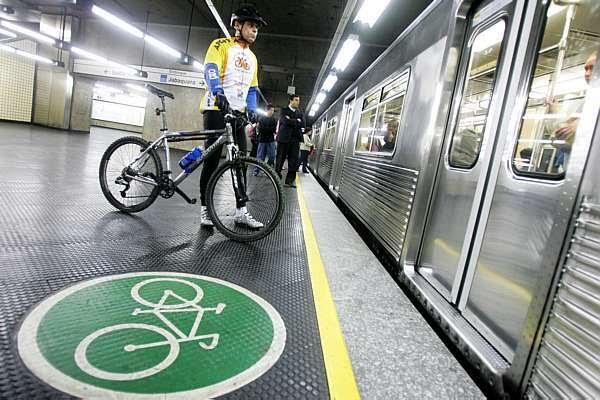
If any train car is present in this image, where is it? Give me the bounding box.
[309,0,600,398]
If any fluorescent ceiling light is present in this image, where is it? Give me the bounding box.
[308,110,316,117]
[315,92,327,105]
[92,5,184,60]
[0,27,16,38]
[0,44,54,64]
[144,35,181,58]
[333,35,360,72]
[205,0,231,38]
[71,46,137,74]
[91,5,144,38]
[354,0,391,28]
[193,60,203,70]
[0,20,55,44]
[321,73,338,92]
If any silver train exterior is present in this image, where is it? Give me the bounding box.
[308,0,600,398]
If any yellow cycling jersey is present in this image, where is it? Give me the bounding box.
[201,37,259,111]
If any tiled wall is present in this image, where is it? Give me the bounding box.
[0,40,36,122]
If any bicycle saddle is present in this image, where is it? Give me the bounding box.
[146,83,175,99]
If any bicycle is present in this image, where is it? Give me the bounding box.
[74,277,225,381]
[99,84,284,242]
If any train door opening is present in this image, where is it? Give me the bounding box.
[331,94,356,194]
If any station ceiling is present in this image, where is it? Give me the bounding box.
[1,0,433,113]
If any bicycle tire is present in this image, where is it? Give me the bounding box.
[206,156,284,242]
[99,136,162,213]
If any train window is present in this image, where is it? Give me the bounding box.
[355,70,410,154]
[381,79,408,102]
[512,1,599,178]
[362,92,379,110]
[324,117,337,150]
[372,95,404,153]
[449,20,506,168]
[356,101,377,152]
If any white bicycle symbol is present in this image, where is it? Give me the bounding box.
[74,278,226,381]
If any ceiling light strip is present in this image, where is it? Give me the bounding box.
[204,0,231,38]
[0,27,16,38]
[0,20,55,44]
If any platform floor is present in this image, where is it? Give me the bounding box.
[0,122,483,399]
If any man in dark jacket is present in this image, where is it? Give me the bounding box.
[276,94,304,187]
[254,104,277,174]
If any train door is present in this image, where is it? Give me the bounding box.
[331,93,356,194]
[312,118,327,175]
[417,0,522,352]
[458,0,600,362]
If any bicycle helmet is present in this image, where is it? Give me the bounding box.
[230,6,268,28]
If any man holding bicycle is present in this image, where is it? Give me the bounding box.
[199,6,267,228]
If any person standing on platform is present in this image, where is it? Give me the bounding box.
[299,127,314,173]
[254,104,277,175]
[198,6,267,228]
[275,94,304,188]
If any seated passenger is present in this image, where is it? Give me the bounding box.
[518,147,533,169]
[381,120,398,152]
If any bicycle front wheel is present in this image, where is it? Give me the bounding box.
[99,136,162,213]
[206,156,284,242]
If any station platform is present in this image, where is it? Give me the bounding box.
[0,122,484,399]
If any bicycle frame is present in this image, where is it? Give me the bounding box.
[131,290,224,350]
[124,96,241,189]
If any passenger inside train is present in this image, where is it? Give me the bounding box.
[513,2,599,176]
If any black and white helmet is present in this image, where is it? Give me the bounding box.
[230,6,268,28]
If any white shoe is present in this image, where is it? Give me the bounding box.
[200,206,214,227]
[234,212,264,229]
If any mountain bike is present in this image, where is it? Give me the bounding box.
[99,84,284,242]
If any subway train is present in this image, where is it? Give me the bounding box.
[308,0,599,398]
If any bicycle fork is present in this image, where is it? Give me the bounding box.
[226,144,249,206]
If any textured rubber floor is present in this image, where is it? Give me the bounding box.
[0,124,328,399]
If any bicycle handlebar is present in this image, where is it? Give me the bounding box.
[220,105,250,126]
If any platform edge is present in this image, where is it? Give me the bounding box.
[295,177,361,400]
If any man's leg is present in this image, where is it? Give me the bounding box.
[267,142,276,167]
[300,150,309,172]
[275,142,287,178]
[199,111,225,226]
[254,142,266,175]
[285,141,300,186]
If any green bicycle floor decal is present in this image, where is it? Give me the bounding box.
[18,272,286,399]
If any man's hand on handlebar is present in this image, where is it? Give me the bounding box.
[215,92,230,111]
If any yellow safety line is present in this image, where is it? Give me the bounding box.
[295,176,361,400]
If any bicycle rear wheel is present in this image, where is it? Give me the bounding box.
[99,136,162,213]
[206,156,284,242]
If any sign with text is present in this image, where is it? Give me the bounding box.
[73,59,206,89]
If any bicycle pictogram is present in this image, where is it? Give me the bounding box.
[74,277,225,381]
